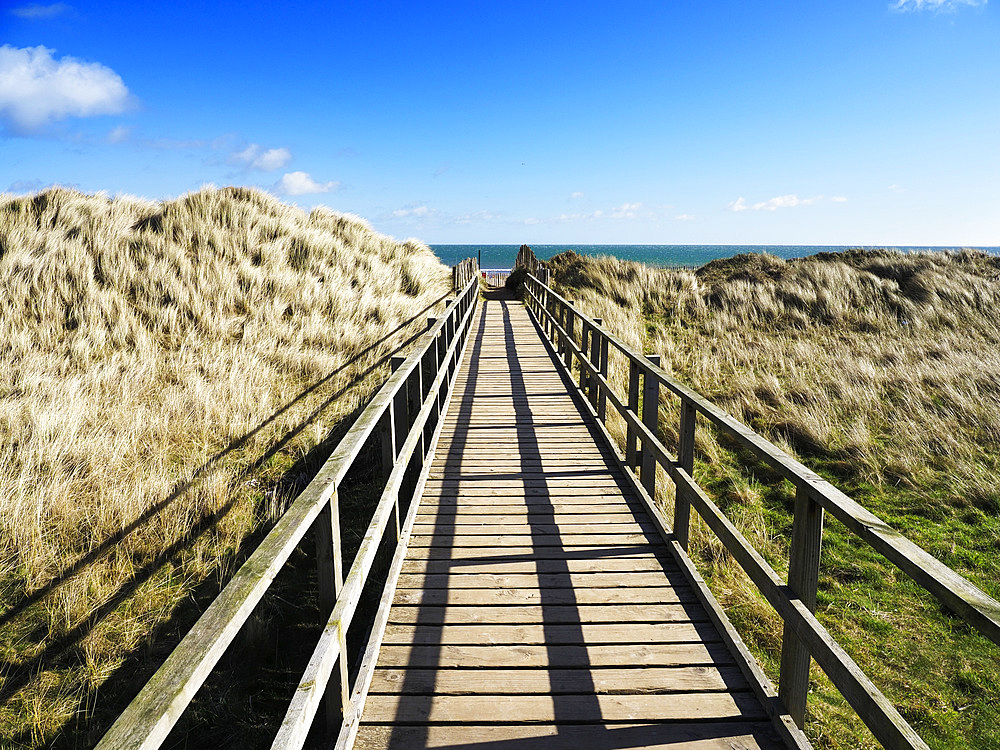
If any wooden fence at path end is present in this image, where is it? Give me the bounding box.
[514,244,1000,750]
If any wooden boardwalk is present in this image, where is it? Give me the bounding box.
[355,291,786,749]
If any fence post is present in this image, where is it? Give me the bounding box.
[640,355,661,498]
[564,302,575,371]
[598,330,609,423]
[579,320,591,393]
[589,320,603,410]
[779,484,824,728]
[626,360,640,468]
[314,488,344,732]
[675,398,696,550]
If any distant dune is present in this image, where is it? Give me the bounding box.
[0,186,449,745]
[546,248,1000,748]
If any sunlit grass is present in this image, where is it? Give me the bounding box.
[547,248,1000,748]
[0,186,450,746]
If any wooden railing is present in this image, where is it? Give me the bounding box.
[97,262,480,750]
[518,251,1000,750]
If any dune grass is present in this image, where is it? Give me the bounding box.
[545,248,1000,749]
[0,186,451,747]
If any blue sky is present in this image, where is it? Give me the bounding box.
[1,0,997,245]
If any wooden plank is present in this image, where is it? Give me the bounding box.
[399,557,675,575]
[393,585,687,604]
[381,622,725,645]
[368,666,748,694]
[361,692,766,723]
[415,510,642,521]
[387,603,706,625]
[403,545,664,561]
[406,533,657,547]
[373,642,736,668]
[355,722,783,750]
[409,522,653,535]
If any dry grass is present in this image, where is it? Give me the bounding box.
[0,186,450,746]
[546,248,1000,748]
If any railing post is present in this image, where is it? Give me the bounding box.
[598,329,609,423]
[389,356,406,538]
[314,488,344,732]
[589,320,603,411]
[640,355,661,498]
[626,360,640,468]
[675,398,696,550]
[564,301,575,371]
[579,320,591,393]
[780,484,824,728]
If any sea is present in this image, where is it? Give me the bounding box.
[431,244,999,270]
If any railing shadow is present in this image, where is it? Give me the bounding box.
[0,294,448,739]
[379,288,771,748]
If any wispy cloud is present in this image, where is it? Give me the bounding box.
[231,143,292,170]
[831,196,848,203]
[728,194,826,212]
[275,171,338,196]
[9,3,72,19]
[392,204,435,219]
[0,45,131,134]
[891,0,986,11]
[106,124,130,143]
[610,202,642,219]
[673,214,696,221]
[570,191,584,200]
[5,178,45,192]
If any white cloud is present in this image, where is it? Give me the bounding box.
[392,204,434,219]
[831,196,848,203]
[892,0,985,10]
[275,171,339,196]
[9,3,72,19]
[0,45,130,133]
[6,178,44,192]
[611,202,642,219]
[728,194,825,212]
[673,214,696,221]
[753,194,821,211]
[232,143,292,171]
[570,191,584,200]
[107,124,130,143]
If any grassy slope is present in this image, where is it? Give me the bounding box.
[0,187,450,747]
[546,249,1000,749]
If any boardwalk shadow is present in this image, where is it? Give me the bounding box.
[382,289,776,749]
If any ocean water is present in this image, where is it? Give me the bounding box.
[431,244,999,270]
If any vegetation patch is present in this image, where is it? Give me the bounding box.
[547,248,1000,749]
[0,187,450,746]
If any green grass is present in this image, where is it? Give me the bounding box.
[544,247,1000,748]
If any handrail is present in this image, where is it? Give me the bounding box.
[97,261,480,750]
[516,249,1000,750]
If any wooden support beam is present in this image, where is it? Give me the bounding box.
[640,354,661,498]
[779,484,824,727]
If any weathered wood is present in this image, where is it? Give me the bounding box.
[369,665,747,694]
[675,397,696,550]
[374,641,734,668]
[387,602,705,625]
[362,692,766,723]
[355,722,782,750]
[640,354,661,497]
[393,584,686,603]
[779,484,824,728]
